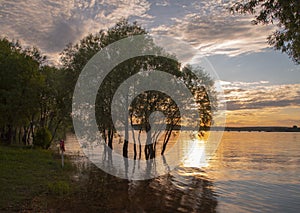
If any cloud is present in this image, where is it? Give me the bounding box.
[150,1,275,57]
[222,81,300,110]
[225,106,300,127]
[0,0,152,64]
[155,0,169,7]
[223,88,246,95]
[0,0,285,64]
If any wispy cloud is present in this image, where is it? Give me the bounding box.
[150,2,274,57]
[0,0,152,64]
[225,106,300,127]
[221,81,300,111]
[0,0,275,64]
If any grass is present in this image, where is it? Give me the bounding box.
[0,145,73,211]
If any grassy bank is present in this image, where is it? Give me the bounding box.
[0,145,73,211]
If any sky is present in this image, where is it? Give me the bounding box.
[1,0,299,127]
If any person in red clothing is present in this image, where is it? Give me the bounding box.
[59,139,65,153]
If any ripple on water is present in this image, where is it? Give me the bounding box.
[63,132,300,212]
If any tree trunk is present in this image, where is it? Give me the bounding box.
[50,119,62,143]
[123,89,129,158]
[161,128,173,155]
[138,128,142,160]
[131,128,137,160]
[108,129,113,149]
[22,126,27,145]
[7,124,12,144]
[145,129,155,159]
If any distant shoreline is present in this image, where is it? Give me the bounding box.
[131,124,300,132]
[212,126,300,132]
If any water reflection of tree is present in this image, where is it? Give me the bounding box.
[126,171,218,212]
[56,162,218,212]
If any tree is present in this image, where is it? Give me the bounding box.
[38,65,71,142]
[61,19,150,157]
[230,0,300,64]
[128,64,215,159]
[0,37,69,146]
[61,19,216,160]
[0,38,43,144]
[33,127,52,149]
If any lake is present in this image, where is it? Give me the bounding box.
[65,132,300,212]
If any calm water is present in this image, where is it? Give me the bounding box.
[206,132,300,213]
[65,132,300,212]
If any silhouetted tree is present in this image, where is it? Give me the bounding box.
[61,19,216,159]
[0,38,69,146]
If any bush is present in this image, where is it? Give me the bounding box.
[33,127,52,149]
[47,181,70,196]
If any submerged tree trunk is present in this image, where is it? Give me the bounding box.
[123,90,129,158]
[108,129,113,149]
[161,128,173,155]
[138,128,142,160]
[131,128,137,160]
[123,139,129,158]
[161,118,179,155]
[145,128,155,160]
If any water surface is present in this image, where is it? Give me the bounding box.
[65,132,300,212]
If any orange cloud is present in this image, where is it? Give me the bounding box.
[220,81,300,126]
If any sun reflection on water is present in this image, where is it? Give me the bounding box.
[182,138,208,168]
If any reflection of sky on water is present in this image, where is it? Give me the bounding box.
[64,132,300,212]
[65,131,213,179]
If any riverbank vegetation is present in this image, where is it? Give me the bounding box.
[0,38,70,146]
[0,145,73,211]
[0,20,215,211]
[0,19,216,210]
[0,19,215,158]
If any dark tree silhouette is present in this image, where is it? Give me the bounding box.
[61,19,216,160]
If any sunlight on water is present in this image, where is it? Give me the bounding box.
[182,139,208,168]
[65,132,300,212]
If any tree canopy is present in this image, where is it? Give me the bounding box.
[231,0,300,64]
[61,19,216,159]
[1,19,217,159]
[0,38,69,145]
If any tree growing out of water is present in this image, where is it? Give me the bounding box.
[127,64,215,160]
[61,19,216,159]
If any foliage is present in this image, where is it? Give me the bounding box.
[0,38,42,144]
[61,19,217,159]
[33,127,52,149]
[230,0,300,64]
[47,181,70,196]
[39,65,71,140]
[128,64,215,157]
[0,18,217,160]
[0,37,70,145]
[60,19,150,152]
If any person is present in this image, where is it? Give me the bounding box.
[59,139,65,153]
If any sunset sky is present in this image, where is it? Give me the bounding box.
[1,0,299,127]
